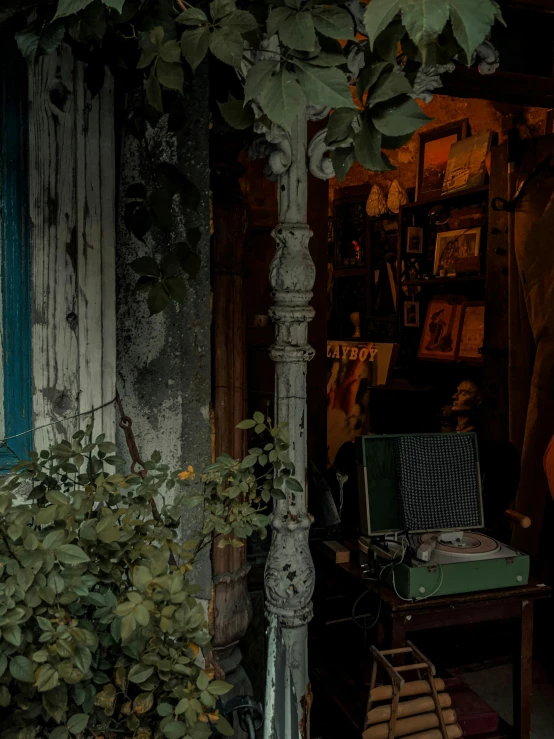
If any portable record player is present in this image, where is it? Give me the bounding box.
[356,433,530,599]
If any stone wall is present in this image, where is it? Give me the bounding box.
[115,68,212,600]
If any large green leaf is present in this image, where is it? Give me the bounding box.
[54,0,94,18]
[181,27,211,72]
[374,19,405,62]
[331,146,355,182]
[220,10,258,33]
[176,7,208,25]
[35,664,59,692]
[210,0,236,22]
[400,0,449,50]
[209,27,244,67]
[67,714,89,735]
[267,7,293,38]
[218,98,255,130]
[259,68,304,131]
[57,544,89,565]
[356,61,391,101]
[294,62,354,109]
[3,624,22,647]
[275,9,317,51]
[326,108,357,145]
[367,69,413,107]
[15,22,65,62]
[157,60,184,92]
[364,0,402,49]
[101,0,124,10]
[10,656,35,683]
[146,70,163,113]
[128,664,155,684]
[163,721,187,739]
[371,95,431,136]
[310,7,355,40]
[382,131,414,149]
[244,60,279,102]
[354,117,395,171]
[449,0,501,61]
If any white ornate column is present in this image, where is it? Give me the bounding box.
[262,103,333,739]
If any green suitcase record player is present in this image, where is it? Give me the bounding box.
[356,433,530,600]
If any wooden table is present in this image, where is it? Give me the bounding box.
[331,558,550,739]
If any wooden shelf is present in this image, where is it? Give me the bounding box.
[401,276,486,286]
[401,185,490,211]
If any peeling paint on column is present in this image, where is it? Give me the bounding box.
[263,108,316,739]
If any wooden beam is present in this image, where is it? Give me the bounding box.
[28,48,79,451]
[438,68,554,109]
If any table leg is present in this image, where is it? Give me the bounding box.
[390,617,406,650]
[513,599,533,739]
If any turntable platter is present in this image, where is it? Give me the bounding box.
[419,532,500,561]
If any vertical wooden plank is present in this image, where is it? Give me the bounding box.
[483,141,510,441]
[0,41,32,465]
[28,48,79,452]
[75,64,116,440]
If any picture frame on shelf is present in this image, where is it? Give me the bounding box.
[406,226,424,254]
[417,119,469,201]
[433,227,481,276]
[442,131,492,195]
[403,301,420,328]
[457,302,485,363]
[418,296,463,362]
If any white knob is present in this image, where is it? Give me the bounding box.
[516,575,523,582]
[419,586,426,594]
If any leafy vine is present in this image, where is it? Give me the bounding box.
[3,0,505,313]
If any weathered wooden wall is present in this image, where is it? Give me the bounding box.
[28,46,116,450]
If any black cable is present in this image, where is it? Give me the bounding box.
[351,585,382,630]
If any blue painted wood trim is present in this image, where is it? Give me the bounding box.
[0,40,32,469]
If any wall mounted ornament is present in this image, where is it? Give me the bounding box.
[366,184,387,217]
[387,179,408,214]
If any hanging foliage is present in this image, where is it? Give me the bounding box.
[3,0,505,312]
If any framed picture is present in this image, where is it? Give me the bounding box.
[406,226,423,254]
[403,301,420,328]
[442,132,492,194]
[457,302,485,363]
[327,341,397,464]
[418,297,463,362]
[417,120,469,201]
[433,228,481,276]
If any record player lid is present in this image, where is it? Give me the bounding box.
[356,432,484,537]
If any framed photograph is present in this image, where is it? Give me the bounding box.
[418,297,463,362]
[417,120,469,201]
[403,301,420,328]
[327,341,397,464]
[442,131,492,194]
[433,228,481,276]
[406,226,423,254]
[457,302,485,363]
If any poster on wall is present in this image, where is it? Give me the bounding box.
[327,341,397,466]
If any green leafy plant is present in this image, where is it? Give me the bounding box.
[0,413,293,738]
[2,0,505,314]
